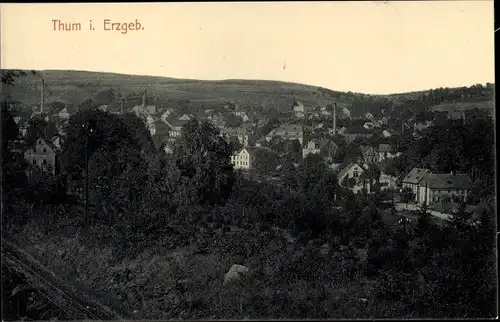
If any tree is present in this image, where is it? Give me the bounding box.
[296,154,327,193]
[447,201,474,237]
[401,187,414,206]
[284,139,302,163]
[254,149,279,175]
[173,119,235,207]
[26,116,57,143]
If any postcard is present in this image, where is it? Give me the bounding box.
[0,1,496,320]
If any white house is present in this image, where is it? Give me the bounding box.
[24,137,58,175]
[293,101,305,118]
[363,122,374,130]
[234,111,250,122]
[337,162,366,194]
[58,107,70,120]
[231,147,255,170]
[378,143,400,161]
[179,114,194,121]
[402,168,432,203]
[418,173,472,206]
[302,139,338,160]
[379,173,398,191]
[98,105,110,112]
[381,129,392,138]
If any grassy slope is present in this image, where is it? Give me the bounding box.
[2,70,333,112]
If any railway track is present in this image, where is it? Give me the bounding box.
[1,237,125,320]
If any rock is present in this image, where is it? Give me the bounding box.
[223,264,250,285]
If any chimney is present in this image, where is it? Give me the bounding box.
[142,89,147,109]
[333,102,337,135]
[40,78,45,114]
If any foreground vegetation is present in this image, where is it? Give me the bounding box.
[1,70,496,319]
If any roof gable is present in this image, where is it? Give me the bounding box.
[402,167,431,184]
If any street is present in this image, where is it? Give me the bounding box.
[394,202,451,221]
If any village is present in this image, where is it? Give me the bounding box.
[9,78,485,225]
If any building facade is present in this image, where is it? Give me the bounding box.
[24,137,57,175]
[265,124,304,145]
[401,168,432,202]
[231,148,255,169]
[418,173,472,205]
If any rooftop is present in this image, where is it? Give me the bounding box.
[402,167,432,184]
[421,173,472,190]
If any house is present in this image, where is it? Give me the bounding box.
[381,129,392,138]
[52,136,63,149]
[378,143,399,161]
[234,111,250,122]
[339,107,351,119]
[152,134,174,155]
[418,173,472,206]
[149,119,171,137]
[179,113,194,121]
[265,124,304,145]
[337,162,366,194]
[14,116,29,138]
[220,125,253,147]
[414,120,433,132]
[302,139,338,160]
[360,145,379,164]
[379,173,398,191]
[328,162,342,171]
[161,109,175,122]
[344,127,373,144]
[58,107,70,120]
[98,105,110,112]
[293,101,305,118]
[231,147,255,170]
[164,118,189,139]
[401,168,432,203]
[363,122,374,130]
[24,136,58,175]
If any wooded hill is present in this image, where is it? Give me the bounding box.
[1,69,494,119]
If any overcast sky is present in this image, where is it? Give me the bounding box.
[1,1,494,94]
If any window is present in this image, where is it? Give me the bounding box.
[33,158,36,165]
[32,147,36,153]
[42,159,47,165]
[43,147,47,153]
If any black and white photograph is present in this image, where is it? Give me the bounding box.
[0,1,497,320]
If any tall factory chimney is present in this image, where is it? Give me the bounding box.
[40,78,45,114]
[332,102,337,135]
[142,89,147,109]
